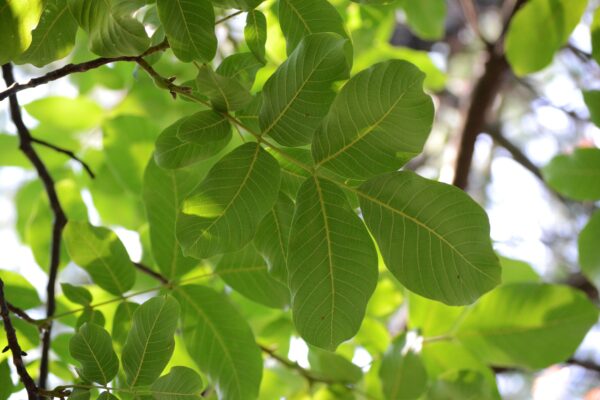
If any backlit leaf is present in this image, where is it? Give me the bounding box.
[69,323,119,384]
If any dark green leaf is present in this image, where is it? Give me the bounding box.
[61,283,92,306]
[245,10,266,63]
[112,301,139,348]
[308,347,363,384]
[151,367,204,400]
[196,65,253,111]
[76,308,105,329]
[69,323,119,384]
[176,110,232,146]
[216,52,263,90]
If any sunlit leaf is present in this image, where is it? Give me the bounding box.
[151,367,204,400]
[543,148,600,201]
[245,10,267,63]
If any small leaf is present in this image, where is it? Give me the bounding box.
[176,110,232,146]
[398,0,446,40]
[122,296,180,387]
[112,301,139,348]
[61,283,92,306]
[69,323,119,384]
[63,221,136,295]
[312,60,434,180]
[76,309,105,329]
[151,367,204,400]
[0,360,15,400]
[245,10,267,63]
[288,177,378,350]
[359,172,500,305]
[579,211,600,290]
[216,52,263,90]
[157,0,216,62]
[543,148,600,201]
[308,347,363,384]
[583,90,600,128]
[593,7,600,65]
[379,334,427,400]
[196,65,253,112]
[279,0,347,54]
[0,269,41,310]
[216,244,290,308]
[177,142,280,258]
[97,393,118,400]
[175,285,263,400]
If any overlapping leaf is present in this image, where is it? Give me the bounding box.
[196,65,253,112]
[359,172,500,305]
[288,176,378,350]
[245,10,266,63]
[399,0,446,40]
[313,60,434,180]
[379,334,428,400]
[151,367,204,400]
[69,323,119,384]
[175,285,263,400]
[177,142,280,258]
[259,33,351,146]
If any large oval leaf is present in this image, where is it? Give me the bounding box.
[312,60,434,180]
[69,323,119,385]
[455,283,599,369]
[156,0,216,62]
[122,296,180,387]
[543,148,600,201]
[177,142,280,259]
[288,176,378,350]
[359,172,500,305]
[259,33,351,147]
[175,285,263,400]
[63,221,136,295]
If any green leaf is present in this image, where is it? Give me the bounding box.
[288,176,378,350]
[69,323,119,384]
[254,192,294,283]
[122,296,180,387]
[176,110,232,146]
[543,148,600,201]
[504,0,587,76]
[499,256,540,284]
[308,347,363,384]
[593,7,600,65]
[427,370,498,400]
[211,0,263,10]
[143,158,200,279]
[63,221,136,295]
[0,360,14,400]
[313,60,434,180]
[97,393,118,400]
[245,10,267,63]
[177,142,280,258]
[579,211,600,290]
[112,301,139,348]
[18,0,78,66]
[61,283,92,306]
[216,52,263,90]
[68,0,150,57]
[260,33,351,146]
[76,308,106,329]
[0,134,29,167]
[278,0,347,55]
[175,285,263,400]
[68,388,90,400]
[156,0,216,62]
[196,65,253,112]
[151,367,204,400]
[359,172,500,305]
[379,334,428,400]
[399,0,446,40]
[24,96,103,133]
[583,90,600,128]
[0,269,41,310]
[216,245,290,308]
[0,0,43,64]
[455,283,599,369]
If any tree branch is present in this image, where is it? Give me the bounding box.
[7,303,42,327]
[2,63,67,390]
[133,262,170,285]
[31,137,95,178]
[0,279,39,400]
[259,344,337,385]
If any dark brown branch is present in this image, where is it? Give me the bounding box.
[0,39,169,102]
[133,262,169,285]
[2,63,67,390]
[31,137,95,178]
[485,125,543,181]
[7,303,42,327]
[0,279,39,400]
[566,358,600,374]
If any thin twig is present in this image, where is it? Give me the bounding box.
[259,344,336,385]
[215,10,244,25]
[7,303,42,327]
[133,262,170,285]
[0,279,39,400]
[2,63,67,390]
[31,137,95,178]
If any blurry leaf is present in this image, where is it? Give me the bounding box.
[68,388,90,400]
[543,148,600,201]
[288,177,378,350]
[308,347,363,384]
[63,221,136,295]
[112,301,139,348]
[0,270,41,309]
[175,285,263,400]
[359,172,500,305]
[18,0,78,66]
[455,283,599,369]
[313,60,434,180]
[0,134,29,167]
[499,256,540,283]
[52,333,77,365]
[366,277,403,318]
[426,370,498,400]
[24,96,103,133]
[97,393,118,400]
[69,323,119,384]
[260,33,351,146]
[68,0,150,57]
[254,192,294,283]
[245,10,267,63]
[278,0,347,54]
[593,8,600,65]
[0,360,14,400]
[399,0,446,40]
[151,367,204,400]
[0,0,43,64]
[61,283,92,306]
[76,308,105,329]
[579,211,600,289]
[216,244,290,308]
[157,0,216,62]
[122,296,180,387]
[177,142,280,258]
[355,318,390,354]
[505,0,587,75]
[379,334,428,400]
[196,65,253,112]
[583,91,600,128]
